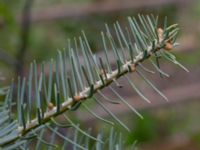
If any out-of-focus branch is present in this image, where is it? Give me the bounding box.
[77,82,200,122]
[15,0,34,76]
[29,0,189,23]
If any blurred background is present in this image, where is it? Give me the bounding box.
[0,0,200,149]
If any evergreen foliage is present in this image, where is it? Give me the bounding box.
[0,14,188,149]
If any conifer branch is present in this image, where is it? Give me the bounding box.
[0,15,188,149]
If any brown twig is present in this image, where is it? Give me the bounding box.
[15,0,34,76]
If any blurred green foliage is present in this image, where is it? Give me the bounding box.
[126,113,157,144]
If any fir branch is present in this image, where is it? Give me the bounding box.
[0,15,188,149]
[2,39,167,146]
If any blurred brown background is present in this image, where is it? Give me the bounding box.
[0,0,200,149]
